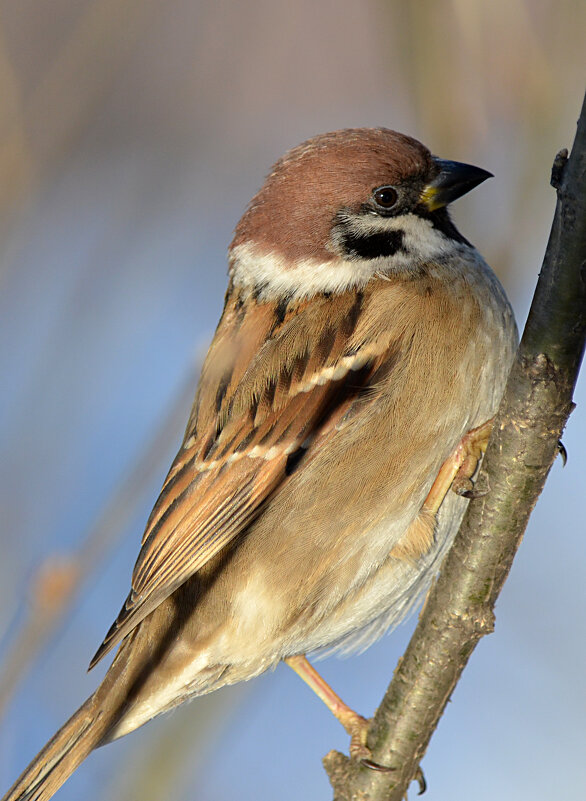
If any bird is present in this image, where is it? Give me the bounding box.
[3,128,517,801]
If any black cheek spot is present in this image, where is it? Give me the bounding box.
[341,229,405,260]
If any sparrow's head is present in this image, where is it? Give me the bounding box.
[230,128,491,300]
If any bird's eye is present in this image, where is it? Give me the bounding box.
[373,186,398,210]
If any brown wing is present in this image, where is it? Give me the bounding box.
[90,286,394,668]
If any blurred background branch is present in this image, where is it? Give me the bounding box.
[1,2,585,800]
[0,362,198,718]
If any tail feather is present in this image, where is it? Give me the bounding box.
[2,626,148,801]
[2,587,206,801]
[3,694,105,801]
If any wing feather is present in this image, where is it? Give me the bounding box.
[90,287,394,668]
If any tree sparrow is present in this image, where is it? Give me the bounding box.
[3,128,517,801]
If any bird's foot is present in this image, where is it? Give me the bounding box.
[450,419,493,498]
[424,418,494,514]
[285,655,393,771]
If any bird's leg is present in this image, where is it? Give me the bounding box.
[285,654,372,761]
[423,418,494,513]
[286,423,494,770]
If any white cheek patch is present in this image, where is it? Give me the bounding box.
[395,214,459,261]
[230,214,463,300]
[333,212,460,265]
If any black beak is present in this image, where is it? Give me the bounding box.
[420,159,493,211]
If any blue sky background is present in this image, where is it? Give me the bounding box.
[1,2,585,799]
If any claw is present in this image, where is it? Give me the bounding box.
[358,759,426,794]
[415,766,427,795]
[347,716,397,773]
[456,473,490,500]
[557,440,568,467]
[451,475,475,497]
[346,714,372,762]
[359,757,395,772]
[424,418,494,515]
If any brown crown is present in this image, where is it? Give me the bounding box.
[230,128,434,263]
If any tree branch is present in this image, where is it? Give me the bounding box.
[324,89,586,800]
